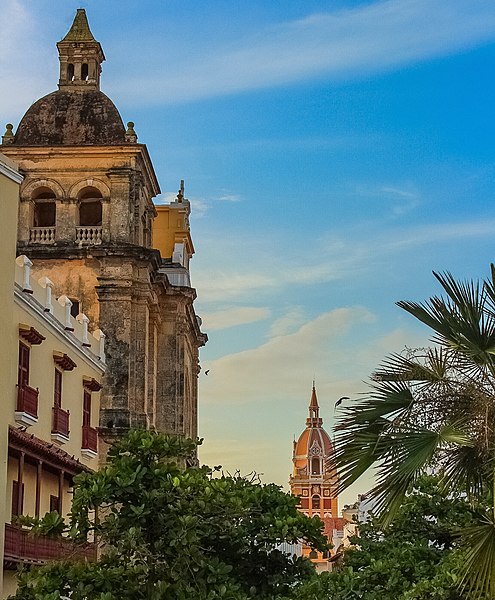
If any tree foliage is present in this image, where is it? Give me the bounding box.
[333,267,495,598]
[12,431,327,600]
[294,476,485,600]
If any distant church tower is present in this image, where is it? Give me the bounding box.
[1,10,207,449]
[290,385,341,569]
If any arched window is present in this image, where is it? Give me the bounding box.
[81,63,89,81]
[67,63,75,81]
[312,495,320,510]
[78,188,103,226]
[311,457,320,475]
[33,189,56,227]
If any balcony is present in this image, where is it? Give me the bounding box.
[81,425,98,457]
[15,385,39,426]
[52,406,70,443]
[75,226,102,245]
[3,524,96,567]
[29,227,55,244]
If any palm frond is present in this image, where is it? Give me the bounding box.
[458,513,495,599]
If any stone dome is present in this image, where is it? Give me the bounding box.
[14,90,126,146]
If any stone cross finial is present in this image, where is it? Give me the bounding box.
[38,276,54,313]
[125,121,138,143]
[76,313,91,346]
[93,329,106,363]
[16,255,33,293]
[177,179,185,202]
[57,295,74,330]
[2,124,14,145]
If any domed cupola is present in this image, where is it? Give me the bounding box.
[11,9,126,146]
[293,385,334,478]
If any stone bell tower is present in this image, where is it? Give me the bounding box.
[2,10,207,449]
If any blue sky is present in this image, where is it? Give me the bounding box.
[2,0,495,505]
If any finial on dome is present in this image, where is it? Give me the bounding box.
[125,122,138,143]
[2,124,14,145]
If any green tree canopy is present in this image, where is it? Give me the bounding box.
[12,430,327,600]
[334,267,495,598]
[295,476,485,600]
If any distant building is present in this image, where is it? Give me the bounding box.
[1,9,207,453]
[290,385,344,571]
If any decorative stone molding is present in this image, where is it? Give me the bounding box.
[53,351,77,371]
[68,177,110,200]
[19,324,45,345]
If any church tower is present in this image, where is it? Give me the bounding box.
[290,385,341,569]
[1,10,207,449]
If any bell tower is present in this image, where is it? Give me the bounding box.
[290,385,341,570]
[57,9,105,91]
[1,9,207,452]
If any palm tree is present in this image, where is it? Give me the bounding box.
[334,266,495,598]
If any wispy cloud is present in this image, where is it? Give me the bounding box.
[202,306,270,331]
[107,0,495,106]
[194,216,495,304]
[217,192,241,203]
[270,307,307,337]
[353,182,422,216]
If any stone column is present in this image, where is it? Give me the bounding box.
[107,168,133,243]
[95,277,133,430]
[128,281,150,429]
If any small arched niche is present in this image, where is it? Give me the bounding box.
[32,188,56,227]
[312,495,320,510]
[78,187,103,226]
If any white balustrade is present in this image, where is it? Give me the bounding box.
[75,226,102,244]
[29,227,55,243]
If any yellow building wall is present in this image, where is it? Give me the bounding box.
[0,154,22,594]
[154,204,194,260]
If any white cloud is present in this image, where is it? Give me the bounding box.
[202,306,270,331]
[201,307,376,405]
[107,0,495,106]
[217,193,241,203]
[270,307,307,337]
[193,215,495,305]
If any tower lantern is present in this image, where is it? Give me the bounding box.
[57,9,105,91]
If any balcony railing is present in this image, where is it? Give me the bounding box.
[29,227,55,244]
[16,385,39,419]
[82,425,98,453]
[52,406,70,438]
[75,226,102,245]
[4,524,96,566]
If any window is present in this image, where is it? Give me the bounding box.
[311,457,320,475]
[312,495,320,510]
[78,188,103,226]
[33,189,56,227]
[18,342,30,387]
[49,494,60,513]
[69,298,80,319]
[54,369,62,408]
[81,63,89,81]
[83,389,91,428]
[67,63,74,81]
[12,480,24,518]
